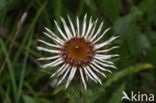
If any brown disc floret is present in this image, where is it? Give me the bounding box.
[61,38,95,67]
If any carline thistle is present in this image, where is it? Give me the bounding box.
[37,14,119,89]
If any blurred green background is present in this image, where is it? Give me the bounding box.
[0,0,156,103]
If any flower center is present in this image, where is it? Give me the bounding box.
[61,38,95,67]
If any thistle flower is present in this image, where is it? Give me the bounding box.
[37,14,119,89]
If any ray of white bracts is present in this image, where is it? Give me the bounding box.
[37,14,119,89]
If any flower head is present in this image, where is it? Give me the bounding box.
[37,14,119,89]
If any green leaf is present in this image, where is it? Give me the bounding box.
[138,0,155,13]
[125,26,151,56]
[17,30,33,103]
[23,94,53,103]
[23,95,37,103]
[104,63,153,88]
[98,0,121,21]
[37,98,53,103]
[92,63,153,103]
[114,7,142,36]
[108,83,125,103]
[0,37,17,102]
[0,0,9,11]
[13,2,46,66]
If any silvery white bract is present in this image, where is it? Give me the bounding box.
[37,14,119,89]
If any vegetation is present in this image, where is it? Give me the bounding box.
[0,0,156,103]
